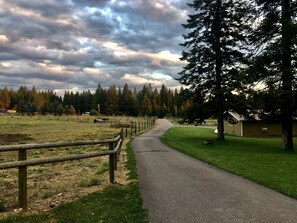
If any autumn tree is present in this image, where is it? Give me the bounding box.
[0,87,11,109]
[65,105,76,115]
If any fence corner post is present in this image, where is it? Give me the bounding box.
[18,149,27,210]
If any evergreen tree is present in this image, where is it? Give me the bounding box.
[151,88,160,116]
[39,103,49,115]
[93,84,106,115]
[17,99,27,116]
[160,84,168,109]
[249,0,297,151]
[105,85,118,115]
[179,0,251,140]
[27,102,37,116]
[50,101,64,116]
[17,85,30,105]
[141,93,152,115]
[121,83,135,116]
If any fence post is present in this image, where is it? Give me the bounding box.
[134,122,137,135]
[18,149,27,210]
[117,129,123,162]
[125,128,128,138]
[109,142,115,183]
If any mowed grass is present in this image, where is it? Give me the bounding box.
[1,147,148,223]
[161,127,297,200]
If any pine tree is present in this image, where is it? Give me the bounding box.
[121,83,135,116]
[249,0,297,151]
[93,84,106,115]
[179,0,251,140]
[105,85,118,115]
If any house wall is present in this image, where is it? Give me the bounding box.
[243,122,281,137]
[225,120,297,137]
[224,121,242,136]
[244,122,297,137]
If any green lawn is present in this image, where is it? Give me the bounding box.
[161,127,297,200]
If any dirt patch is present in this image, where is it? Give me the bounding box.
[0,134,33,145]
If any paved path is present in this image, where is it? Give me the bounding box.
[131,119,297,223]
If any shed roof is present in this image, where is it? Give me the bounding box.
[225,111,261,123]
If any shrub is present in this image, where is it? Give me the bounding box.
[0,198,5,212]
[89,109,98,116]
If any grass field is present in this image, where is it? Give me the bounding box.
[161,127,297,200]
[0,143,148,223]
[0,115,148,219]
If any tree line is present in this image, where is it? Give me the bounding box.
[179,0,297,150]
[0,84,191,118]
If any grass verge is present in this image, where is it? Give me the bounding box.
[0,143,148,223]
[161,127,297,200]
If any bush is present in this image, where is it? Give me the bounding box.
[89,109,98,116]
[0,198,5,212]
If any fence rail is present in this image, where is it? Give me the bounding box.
[0,117,156,211]
[0,131,123,210]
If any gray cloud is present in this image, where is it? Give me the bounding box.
[0,0,189,92]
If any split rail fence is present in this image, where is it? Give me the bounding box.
[0,117,156,211]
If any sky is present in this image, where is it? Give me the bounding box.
[0,0,190,94]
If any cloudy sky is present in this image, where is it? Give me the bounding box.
[0,0,190,93]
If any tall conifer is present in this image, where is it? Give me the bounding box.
[179,0,251,140]
[250,0,297,150]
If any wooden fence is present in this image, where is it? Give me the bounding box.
[0,117,156,211]
[0,131,123,210]
[117,117,156,137]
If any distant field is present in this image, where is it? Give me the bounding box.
[0,115,145,218]
[162,127,297,200]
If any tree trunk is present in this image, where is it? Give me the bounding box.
[281,0,294,151]
[282,114,293,150]
[217,110,225,141]
[214,0,225,141]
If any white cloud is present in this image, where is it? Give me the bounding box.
[83,67,110,78]
[0,34,9,44]
[0,0,188,91]
[121,74,162,86]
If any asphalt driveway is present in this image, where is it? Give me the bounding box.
[131,119,297,223]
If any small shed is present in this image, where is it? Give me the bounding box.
[224,111,297,137]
